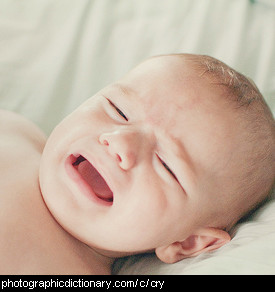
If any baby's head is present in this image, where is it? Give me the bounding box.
[39,54,275,263]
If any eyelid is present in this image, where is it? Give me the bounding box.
[106,97,128,121]
[156,154,178,181]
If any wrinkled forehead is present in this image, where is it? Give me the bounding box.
[118,56,224,126]
[116,55,241,172]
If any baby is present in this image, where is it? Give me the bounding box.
[0,54,274,274]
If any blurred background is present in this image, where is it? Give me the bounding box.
[0,0,274,135]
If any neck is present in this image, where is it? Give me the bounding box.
[84,245,116,274]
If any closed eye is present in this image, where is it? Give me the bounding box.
[157,154,178,181]
[107,99,128,121]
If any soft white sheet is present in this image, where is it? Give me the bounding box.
[0,0,274,274]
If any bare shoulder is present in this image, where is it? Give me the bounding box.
[0,109,47,149]
[0,109,38,130]
[0,109,46,141]
[0,109,46,209]
[0,109,46,226]
[0,111,46,274]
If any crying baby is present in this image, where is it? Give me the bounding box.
[1,54,274,274]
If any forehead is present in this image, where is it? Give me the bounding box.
[118,56,220,128]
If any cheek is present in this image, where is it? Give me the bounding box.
[120,176,169,233]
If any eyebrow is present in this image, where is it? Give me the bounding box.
[110,83,136,97]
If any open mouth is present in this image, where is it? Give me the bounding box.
[70,154,114,204]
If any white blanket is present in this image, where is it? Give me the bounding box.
[0,0,274,274]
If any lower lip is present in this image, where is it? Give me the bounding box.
[65,155,113,206]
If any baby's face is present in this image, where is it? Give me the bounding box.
[40,56,240,255]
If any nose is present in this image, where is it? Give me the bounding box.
[99,129,140,170]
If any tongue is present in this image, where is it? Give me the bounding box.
[77,159,113,202]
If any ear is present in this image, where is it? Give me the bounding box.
[155,227,230,264]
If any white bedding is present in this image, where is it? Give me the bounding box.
[0,0,274,275]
